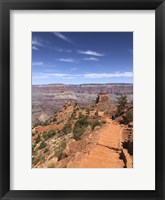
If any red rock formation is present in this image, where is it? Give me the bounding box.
[95,92,116,116]
[96,92,111,104]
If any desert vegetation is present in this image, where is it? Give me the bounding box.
[32,91,133,168]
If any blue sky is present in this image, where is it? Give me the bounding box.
[32,32,133,85]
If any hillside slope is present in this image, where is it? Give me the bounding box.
[32,93,133,168]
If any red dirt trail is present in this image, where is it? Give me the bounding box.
[68,120,125,168]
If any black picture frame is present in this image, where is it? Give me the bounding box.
[0,0,165,199]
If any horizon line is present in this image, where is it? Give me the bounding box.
[32,82,133,86]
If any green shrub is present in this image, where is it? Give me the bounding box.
[55,140,67,161]
[78,112,83,119]
[42,131,47,139]
[78,116,89,126]
[38,141,47,150]
[92,120,101,130]
[43,129,56,141]
[35,134,41,144]
[116,95,128,116]
[73,116,89,140]
[62,123,72,135]
[123,109,133,124]
[33,122,40,128]
[42,121,49,126]
[48,129,56,137]
[33,121,49,127]
[73,128,84,141]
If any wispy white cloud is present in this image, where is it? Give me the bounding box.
[83,57,99,61]
[84,72,133,78]
[33,73,73,80]
[32,38,46,51]
[32,62,44,66]
[58,58,76,63]
[32,46,39,50]
[53,32,72,43]
[55,48,72,53]
[33,71,133,80]
[78,50,104,57]
[32,38,45,47]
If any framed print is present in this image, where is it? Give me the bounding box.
[0,0,165,199]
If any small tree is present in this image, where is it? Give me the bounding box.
[123,109,133,124]
[62,123,72,135]
[116,95,128,116]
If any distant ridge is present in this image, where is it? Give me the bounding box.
[32,83,133,124]
[33,83,133,87]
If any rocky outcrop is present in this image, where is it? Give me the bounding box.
[95,92,116,115]
[96,92,111,104]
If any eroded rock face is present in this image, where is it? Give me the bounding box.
[96,92,110,103]
[95,92,116,115]
[32,84,133,124]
